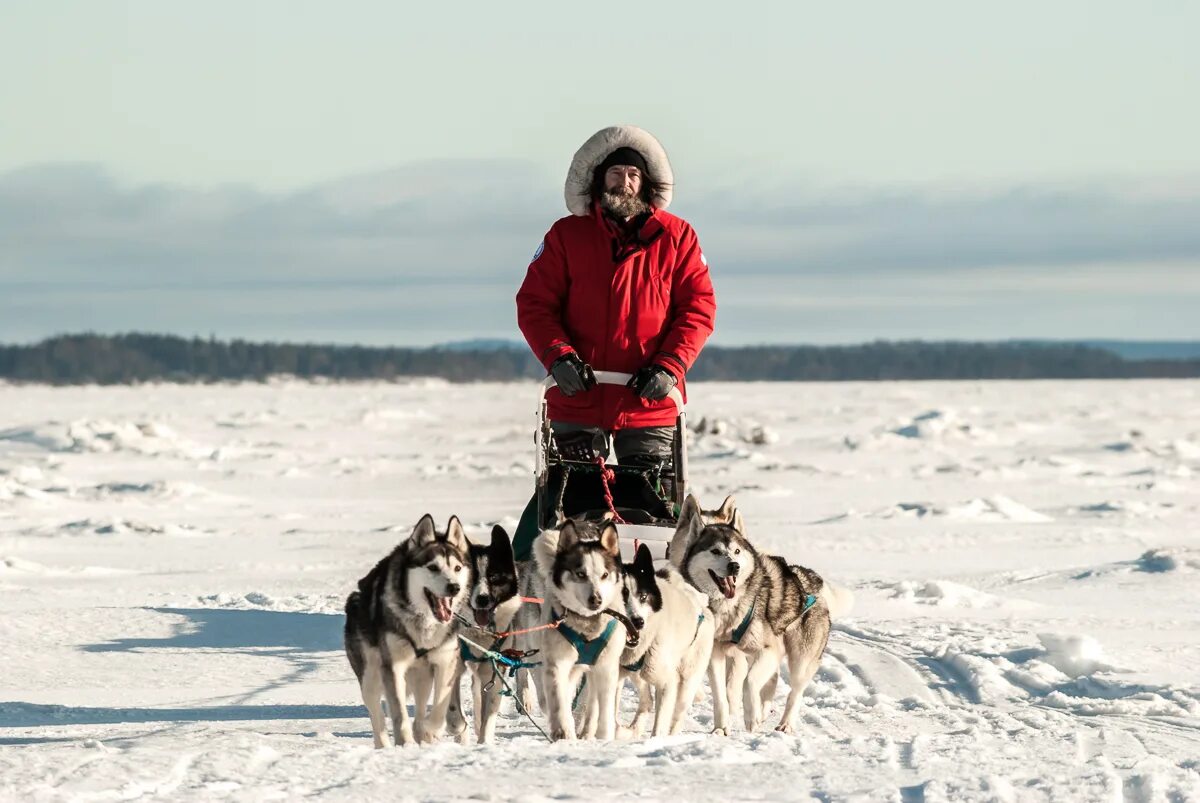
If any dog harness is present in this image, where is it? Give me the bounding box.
[727,596,816,646]
[552,610,618,666]
[729,604,756,645]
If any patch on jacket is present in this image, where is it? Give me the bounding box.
[531,241,545,261]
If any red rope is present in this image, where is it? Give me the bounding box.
[593,455,628,524]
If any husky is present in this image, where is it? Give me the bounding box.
[449,524,522,744]
[617,543,715,737]
[531,519,628,741]
[673,496,831,734]
[343,514,471,747]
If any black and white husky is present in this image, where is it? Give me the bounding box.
[673,496,832,734]
[344,514,471,747]
[451,525,521,744]
[531,519,628,741]
[618,544,715,737]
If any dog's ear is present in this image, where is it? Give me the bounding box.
[555,507,568,526]
[634,543,655,577]
[598,522,620,557]
[557,520,580,553]
[731,507,746,534]
[717,495,738,524]
[410,513,437,547]
[443,516,468,552]
[489,524,514,562]
[668,495,702,570]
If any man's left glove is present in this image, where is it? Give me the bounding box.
[627,365,678,401]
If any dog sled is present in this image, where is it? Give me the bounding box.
[512,371,687,563]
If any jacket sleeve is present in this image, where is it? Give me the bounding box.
[653,225,716,380]
[516,228,576,371]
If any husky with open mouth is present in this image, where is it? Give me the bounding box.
[618,543,715,737]
[531,519,627,741]
[450,524,522,744]
[673,495,831,734]
[344,514,471,747]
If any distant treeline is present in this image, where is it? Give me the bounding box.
[0,334,1198,385]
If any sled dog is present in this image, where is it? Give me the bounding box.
[673,496,831,734]
[344,514,471,747]
[451,524,522,744]
[618,543,715,736]
[531,519,628,740]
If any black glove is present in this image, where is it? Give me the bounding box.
[549,353,596,397]
[627,364,678,401]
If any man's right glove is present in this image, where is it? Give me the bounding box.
[549,353,597,397]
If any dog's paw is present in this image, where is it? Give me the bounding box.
[550,726,575,742]
[710,726,730,737]
[774,722,796,735]
[415,724,444,745]
[394,723,415,746]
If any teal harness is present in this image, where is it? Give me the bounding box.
[727,596,816,646]
[729,604,756,645]
[553,611,618,666]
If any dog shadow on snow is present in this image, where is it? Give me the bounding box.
[0,607,373,734]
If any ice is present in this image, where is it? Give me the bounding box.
[0,379,1198,800]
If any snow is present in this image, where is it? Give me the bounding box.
[1,378,1199,801]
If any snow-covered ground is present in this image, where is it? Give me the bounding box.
[1,379,1198,801]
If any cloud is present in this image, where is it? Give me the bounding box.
[1,162,1198,344]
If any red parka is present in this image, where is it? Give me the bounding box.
[516,203,716,429]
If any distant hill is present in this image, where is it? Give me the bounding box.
[2,333,1199,385]
[1078,340,1200,360]
[436,338,526,352]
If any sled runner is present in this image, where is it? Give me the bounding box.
[512,371,687,562]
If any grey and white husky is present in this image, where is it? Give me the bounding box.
[451,524,522,744]
[618,544,715,737]
[672,496,832,734]
[344,514,471,747]
[531,519,628,741]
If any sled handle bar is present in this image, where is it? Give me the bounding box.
[539,370,684,412]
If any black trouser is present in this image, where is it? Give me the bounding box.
[512,423,676,560]
[550,422,676,507]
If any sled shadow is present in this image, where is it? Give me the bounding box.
[82,607,342,654]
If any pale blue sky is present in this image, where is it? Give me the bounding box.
[2,1,1198,345]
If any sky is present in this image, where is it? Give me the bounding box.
[2,0,1199,346]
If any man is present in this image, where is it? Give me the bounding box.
[514,126,716,549]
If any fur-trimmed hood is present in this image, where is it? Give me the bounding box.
[564,126,673,216]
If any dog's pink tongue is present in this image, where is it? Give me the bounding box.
[721,576,737,599]
[474,608,491,627]
[434,597,453,623]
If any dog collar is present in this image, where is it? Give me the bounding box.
[622,654,646,673]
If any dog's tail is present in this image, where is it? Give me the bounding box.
[819,582,855,618]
